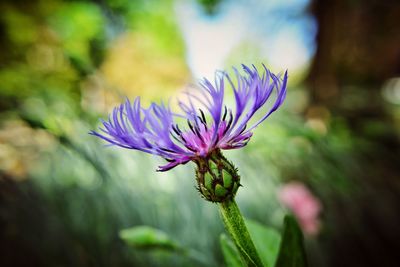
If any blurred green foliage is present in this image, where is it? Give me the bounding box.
[48,1,105,70]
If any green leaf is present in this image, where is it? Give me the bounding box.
[246,219,281,267]
[275,216,308,267]
[220,234,244,267]
[119,226,180,251]
[120,226,214,265]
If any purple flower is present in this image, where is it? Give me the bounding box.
[91,64,287,172]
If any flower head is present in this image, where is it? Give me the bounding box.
[91,64,287,202]
[91,64,287,170]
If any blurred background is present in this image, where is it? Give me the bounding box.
[0,0,399,266]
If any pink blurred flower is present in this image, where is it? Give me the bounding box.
[279,181,322,236]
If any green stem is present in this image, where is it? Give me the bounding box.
[219,199,264,267]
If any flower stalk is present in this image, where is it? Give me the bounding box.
[219,199,264,267]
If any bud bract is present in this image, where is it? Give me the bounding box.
[195,150,241,202]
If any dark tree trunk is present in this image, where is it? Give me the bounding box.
[307,0,400,124]
[307,1,400,267]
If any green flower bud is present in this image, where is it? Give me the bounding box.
[195,149,241,202]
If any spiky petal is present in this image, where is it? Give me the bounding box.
[91,64,288,171]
